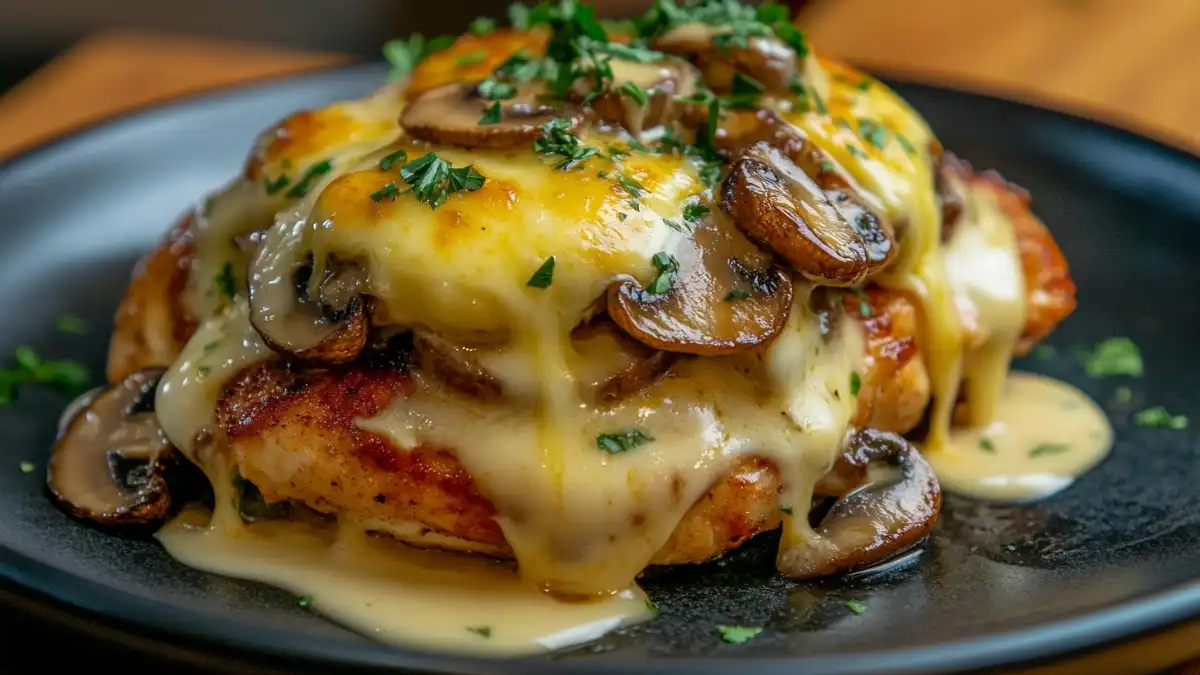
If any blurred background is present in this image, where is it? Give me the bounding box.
[1,0,1199,156]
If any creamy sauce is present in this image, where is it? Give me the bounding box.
[933,372,1113,501]
[157,510,650,655]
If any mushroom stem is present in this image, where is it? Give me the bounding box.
[778,428,941,578]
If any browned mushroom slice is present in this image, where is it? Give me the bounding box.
[47,368,178,527]
[412,329,504,402]
[723,141,895,286]
[401,81,583,150]
[607,213,793,356]
[248,223,368,365]
[652,23,798,93]
[585,58,699,135]
[778,428,941,579]
[570,315,679,403]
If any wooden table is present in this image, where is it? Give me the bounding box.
[0,1,1198,673]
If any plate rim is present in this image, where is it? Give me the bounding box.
[1,61,1198,674]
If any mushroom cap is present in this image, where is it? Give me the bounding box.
[651,23,800,94]
[607,211,794,356]
[777,428,941,578]
[401,81,583,150]
[722,141,895,286]
[47,368,176,527]
[248,223,369,366]
[584,57,700,135]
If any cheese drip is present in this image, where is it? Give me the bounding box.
[360,287,862,596]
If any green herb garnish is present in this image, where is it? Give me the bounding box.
[683,201,710,224]
[285,159,333,199]
[850,371,862,397]
[725,289,751,301]
[1115,386,1133,404]
[56,315,87,335]
[780,504,794,515]
[370,182,402,203]
[534,117,599,170]
[597,429,654,454]
[19,461,34,474]
[1029,443,1070,458]
[455,50,488,67]
[467,626,492,638]
[845,600,868,614]
[469,16,496,36]
[1132,406,1188,429]
[616,174,647,198]
[648,251,679,294]
[1084,337,1143,377]
[979,438,996,453]
[620,81,649,105]
[264,174,290,195]
[214,261,237,301]
[382,33,455,81]
[527,256,556,288]
[297,596,312,607]
[398,152,487,208]
[0,347,91,404]
[479,101,502,125]
[379,150,408,171]
[716,625,763,644]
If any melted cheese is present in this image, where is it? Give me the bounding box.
[144,45,1106,652]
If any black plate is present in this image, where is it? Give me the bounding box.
[1,63,1199,675]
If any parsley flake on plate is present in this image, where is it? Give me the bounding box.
[716,625,762,644]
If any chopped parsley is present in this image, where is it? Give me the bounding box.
[0,347,91,404]
[663,218,685,232]
[214,262,237,301]
[620,81,649,106]
[1133,406,1188,430]
[477,78,517,100]
[644,597,658,613]
[725,289,751,301]
[716,625,763,644]
[780,504,794,515]
[857,119,889,151]
[370,182,402,202]
[845,600,868,614]
[534,118,599,170]
[397,152,487,208]
[727,72,766,108]
[683,201,710,224]
[379,150,408,171]
[285,159,333,199]
[479,101,502,125]
[849,371,862,397]
[597,429,654,454]
[979,438,996,453]
[1115,386,1133,404]
[469,16,496,36]
[846,144,870,160]
[852,288,873,318]
[1083,337,1143,377]
[382,33,455,81]
[466,625,492,638]
[896,133,916,154]
[527,256,556,288]
[264,174,290,195]
[1029,443,1070,458]
[297,596,312,607]
[56,315,87,335]
[616,174,647,198]
[647,251,679,294]
[455,50,488,68]
[19,461,34,474]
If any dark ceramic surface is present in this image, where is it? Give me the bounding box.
[0,63,1198,674]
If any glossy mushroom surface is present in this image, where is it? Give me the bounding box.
[248,222,368,365]
[401,81,582,150]
[778,428,941,579]
[47,368,177,527]
[607,213,793,356]
[723,141,895,286]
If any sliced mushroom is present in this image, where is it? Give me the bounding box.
[652,23,799,94]
[412,329,503,402]
[401,81,583,150]
[723,141,895,286]
[585,57,699,135]
[248,222,368,365]
[48,368,178,527]
[607,212,793,356]
[778,428,941,578]
[570,315,679,403]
